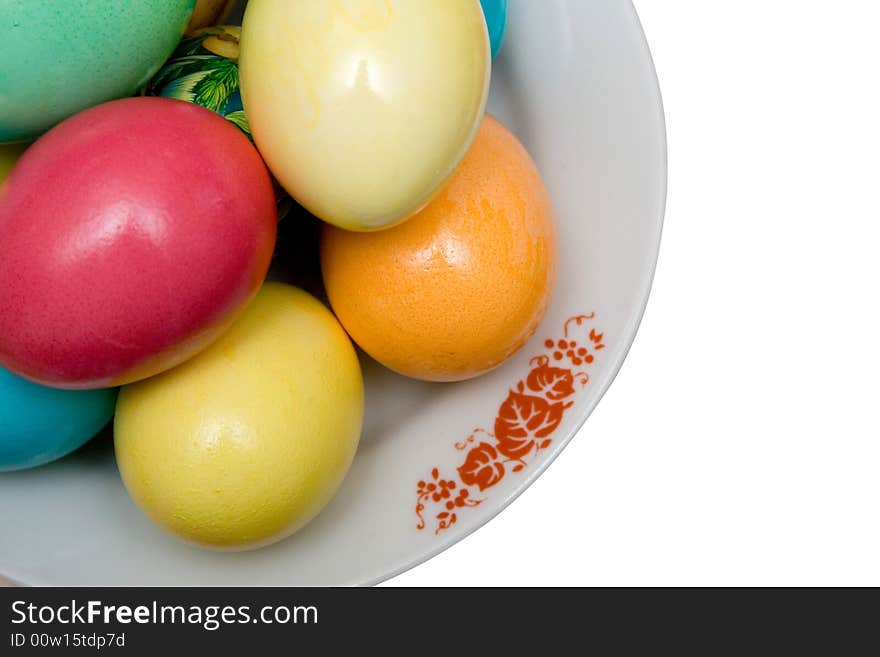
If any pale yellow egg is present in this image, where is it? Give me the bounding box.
[114,283,364,550]
[239,0,491,230]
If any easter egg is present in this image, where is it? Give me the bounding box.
[0,367,116,472]
[186,0,236,35]
[0,143,28,182]
[0,97,277,389]
[0,0,195,143]
[239,0,491,230]
[321,114,557,382]
[149,26,250,139]
[481,0,508,58]
[115,283,364,550]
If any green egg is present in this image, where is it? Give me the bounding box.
[0,0,196,143]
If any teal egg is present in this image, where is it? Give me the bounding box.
[0,0,195,143]
[0,367,117,472]
[480,0,508,59]
[148,25,250,139]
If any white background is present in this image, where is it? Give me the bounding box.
[388,0,880,586]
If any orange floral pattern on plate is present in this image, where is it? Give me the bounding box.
[416,314,605,535]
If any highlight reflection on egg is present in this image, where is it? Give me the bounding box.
[321,114,557,381]
[0,97,277,389]
[239,0,491,230]
[115,283,364,550]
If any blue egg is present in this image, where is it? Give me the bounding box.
[0,367,117,472]
[481,0,508,58]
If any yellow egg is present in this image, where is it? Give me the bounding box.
[114,283,364,550]
[239,0,491,230]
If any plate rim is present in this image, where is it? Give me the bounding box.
[364,0,668,587]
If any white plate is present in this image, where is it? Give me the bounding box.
[0,0,665,586]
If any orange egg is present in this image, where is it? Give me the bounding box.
[321,114,557,382]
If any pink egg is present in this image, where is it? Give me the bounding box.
[0,97,277,389]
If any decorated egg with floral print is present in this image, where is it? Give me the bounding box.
[148,26,251,139]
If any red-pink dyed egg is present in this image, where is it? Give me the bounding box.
[0,97,277,389]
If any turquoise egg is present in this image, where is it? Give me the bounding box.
[481,0,508,59]
[0,367,117,472]
[0,0,195,143]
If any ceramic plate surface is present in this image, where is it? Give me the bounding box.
[0,0,665,586]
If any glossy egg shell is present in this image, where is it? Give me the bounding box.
[0,0,195,143]
[0,367,116,472]
[481,0,508,58]
[0,97,277,389]
[239,0,491,230]
[321,114,557,381]
[115,283,364,550]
